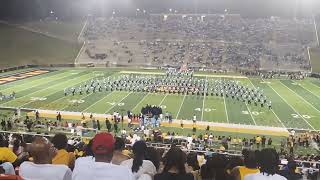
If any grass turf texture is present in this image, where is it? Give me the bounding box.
[310,47,320,73]
[0,23,80,69]
[1,68,320,131]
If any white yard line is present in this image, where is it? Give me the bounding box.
[132,93,150,112]
[81,92,115,113]
[271,109,286,128]
[158,94,168,106]
[308,81,320,89]
[201,76,208,121]
[105,92,132,113]
[201,96,206,121]
[247,79,285,128]
[175,94,186,119]
[231,78,256,125]
[223,93,229,123]
[279,81,320,113]
[264,79,315,130]
[245,103,257,125]
[299,83,320,99]
[16,73,94,108]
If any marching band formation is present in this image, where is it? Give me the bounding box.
[64,70,272,110]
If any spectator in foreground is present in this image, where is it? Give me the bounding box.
[0,134,20,172]
[154,147,194,180]
[0,166,23,180]
[145,147,160,172]
[186,152,201,180]
[245,148,287,180]
[19,137,72,180]
[121,141,157,180]
[112,137,130,165]
[72,133,133,180]
[231,150,259,180]
[279,160,302,180]
[51,133,75,170]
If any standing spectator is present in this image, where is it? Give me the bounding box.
[112,137,130,165]
[154,147,193,180]
[106,119,112,132]
[97,120,101,131]
[244,148,287,180]
[19,137,72,180]
[255,136,261,149]
[72,133,133,180]
[51,133,75,170]
[267,137,272,146]
[231,150,259,180]
[261,136,266,148]
[121,141,156,180]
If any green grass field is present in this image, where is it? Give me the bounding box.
[0,23,80,68]
[1,68,320,130]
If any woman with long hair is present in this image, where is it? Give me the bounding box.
[121,141,156,180]
[154,147,193,180]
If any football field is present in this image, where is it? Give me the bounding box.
[1,68,320,130]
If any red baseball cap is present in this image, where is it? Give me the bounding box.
[92,133,115,154]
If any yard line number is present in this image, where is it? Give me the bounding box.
[194,108,216,112]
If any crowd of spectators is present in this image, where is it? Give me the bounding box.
[1,131,318,180]
[82,14,315,71]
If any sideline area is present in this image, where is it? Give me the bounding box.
[27,109,289,137]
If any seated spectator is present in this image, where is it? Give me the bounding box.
[0,166,23,180]
[0,162,15,175]
[72,133,133,180]
[19,137,72,180]
[231,150,259,180]
[112,137,130,165]
[206,154,229,179]
[121,141,157,180]
[73,139,95,167]
[51,133,75,169]
[0,134,20,168]
[279,160,302,180]
[200,163,215,180]
[186,152,200,180]
[145,147,160,172]
[245,148,287,180]
[154,147,193,180]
